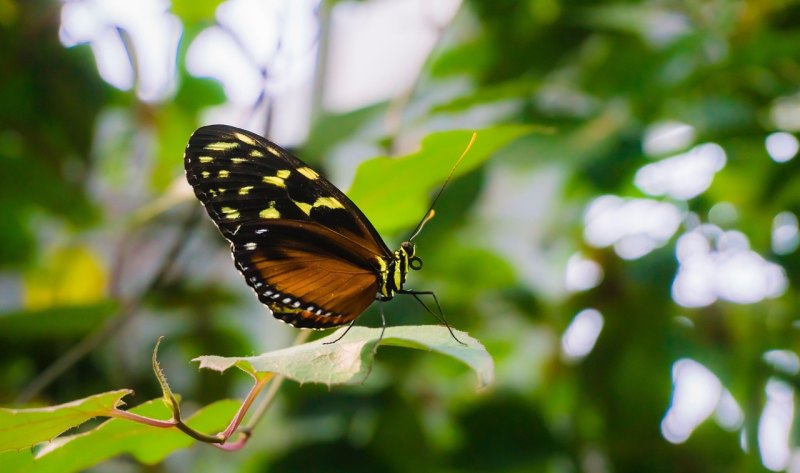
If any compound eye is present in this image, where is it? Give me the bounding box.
[409,256,423,270]
[401,241,416,257]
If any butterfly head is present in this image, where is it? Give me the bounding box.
[401,240,423,270]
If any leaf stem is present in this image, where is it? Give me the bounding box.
[115,330,311,450]
[218,373,273,440]
[242,330,311,433]
[109,407,230,444]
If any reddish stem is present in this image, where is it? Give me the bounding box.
[218,374,272,440]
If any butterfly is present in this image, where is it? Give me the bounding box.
[184,125,469,333]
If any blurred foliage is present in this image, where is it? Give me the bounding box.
[2,0,800,471]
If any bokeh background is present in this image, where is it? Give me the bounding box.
[2,0,800,471]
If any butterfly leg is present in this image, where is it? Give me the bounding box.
[323,319,358,345]
[374,299,387,355]
[399,289,466,346]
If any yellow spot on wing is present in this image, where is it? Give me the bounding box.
[234,132,256,146]
[250,150,264,157]
[260,203,280,219]
[199,156,214,163]
[297,167,319,180]
[313,197,345,209]
[218,170,230,178]
[266,145,280,156]
[205,142,239,151]
[262,176,285,188]
[293,200,312,215]
[276,169,291,179]
[239,186,253,195]
[231,157,246,164]
[201,171,210,178]
[221,206,240,220]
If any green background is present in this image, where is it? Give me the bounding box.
[2,0,800,471]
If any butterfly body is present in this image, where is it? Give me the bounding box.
[184,125,421,329]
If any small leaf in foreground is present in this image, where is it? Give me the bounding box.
[0,398,239,473]
[0,389,131,452]
[195,325,494,388]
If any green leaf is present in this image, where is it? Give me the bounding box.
[0,389,131,452]
[302,103,387,164]
[195,325,494,388]
[0,398,239,473]
[430,80,537,114]
[0,301,117,341]
[347,126,538,235]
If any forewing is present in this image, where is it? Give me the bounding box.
[184,124,390,258]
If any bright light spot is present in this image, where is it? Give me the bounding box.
[59,0,181,102]
[717,252,785,304]
[763,350,800,376]
[89,29,135,90]
[708,202,738,226]
[661,359,722,444]
[672,227,787,307]
[759,379,794,471]
[59,1,102,45]
[187,0,320,105]
[772,211,799,255]
[561,309,604,361]
[766,132,799,162]
[714,389,744,431]
[324,0,461,111]
[642,11,691,47]
[187,27,264,105]
[565,254,603,292]
[675,230,711,261]
[635,143,726,200]
[643,121,695,156]
[185,0,321,143]
[788,451,800,473]
[770,95,800,132]
[217,0,282,65]
[584,196,682,260]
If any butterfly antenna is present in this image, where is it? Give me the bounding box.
[409,131,477,241]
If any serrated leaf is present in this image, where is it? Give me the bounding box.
[195,325,494,388]
[0,398,239,473]
[151,337,180,417]
[348,126,538,235]
[0,389,131,452]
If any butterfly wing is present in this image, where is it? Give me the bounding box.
[184,124,390,328]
